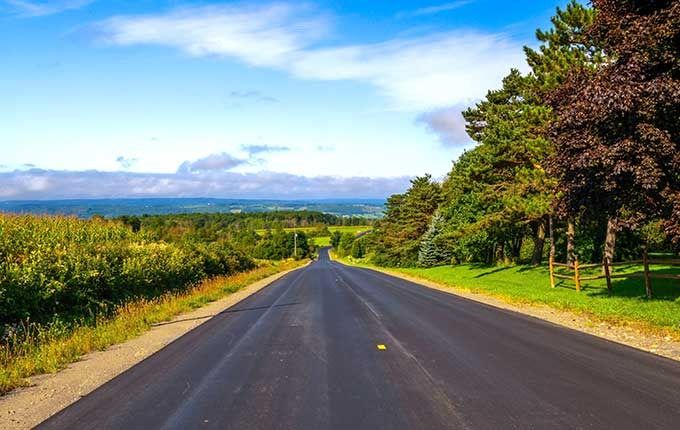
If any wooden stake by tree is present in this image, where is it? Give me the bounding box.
[643,244,653,299]
[573,258,581,292]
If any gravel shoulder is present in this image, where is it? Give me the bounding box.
[341,261,680,362]
[0,264,305,430]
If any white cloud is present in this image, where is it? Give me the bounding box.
[99,4,327,67]
[97,3,527,111]
[2,0,94,16]
[177,153,247,174]
[241,144,290,155]
[0,169,411,199]
[397,1,475,19]
[417,106,473,146]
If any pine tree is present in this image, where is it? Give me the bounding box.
[418,213,450,267]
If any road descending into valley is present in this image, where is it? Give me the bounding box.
[39,248,680,429]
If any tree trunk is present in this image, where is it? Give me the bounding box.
[494,241,505,264]
[511,236,523,262]
[566,216,576,266]
[532,219,546,266]
[603,217,617,274]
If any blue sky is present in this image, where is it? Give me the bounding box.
[1,0,568,199]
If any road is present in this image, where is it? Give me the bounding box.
[39,248,680,429]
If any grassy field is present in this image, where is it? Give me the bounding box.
[254,225,372,235]
[255,225,372,248]
[0,260,303,395]
[312,236,331,246]
[338,256,680,336]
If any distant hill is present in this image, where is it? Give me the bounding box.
[0,198,385,219]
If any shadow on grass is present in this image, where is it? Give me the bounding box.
[470,265,514,278]
[585,269,680,301]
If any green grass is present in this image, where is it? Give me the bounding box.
[0,259,304,396]
[255,225,372,235]
[339,256,680,337]
[312,236,331,246]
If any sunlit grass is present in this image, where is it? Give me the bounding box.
[255,225,372,235]
[338,255,680,337]
[312,236,331,246]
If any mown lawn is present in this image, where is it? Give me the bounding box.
[342,257,680,335]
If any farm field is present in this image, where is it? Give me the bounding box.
[255,225,372,248]
[338,256,680,336]
[254,225,372,235]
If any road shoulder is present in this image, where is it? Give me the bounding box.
[333,256,680,362]
[0,263,306,430]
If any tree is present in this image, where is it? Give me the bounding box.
[371,175,442,266]
[524,0,603,94]
[418,212,450,267]
[350,238,366,259]
[459,69,554,264]
[549,0,680,255]
[330,230,342,248]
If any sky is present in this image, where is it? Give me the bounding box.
[1,0,567,200]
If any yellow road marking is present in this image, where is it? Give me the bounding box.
[377,344,387,350]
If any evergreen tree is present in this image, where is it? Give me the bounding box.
[418,212,450,267]
[372,175,442,266]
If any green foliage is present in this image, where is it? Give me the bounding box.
[364,0,677,267]
[330,230,342,248]
[524,0,604,92]
[371,175,442,266]
[0,214,254,327]
[336,232,356,257]
[418,213,451,267]
[252,229,310,260]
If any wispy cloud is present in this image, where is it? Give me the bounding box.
[98,4,328,67]
[116,156,137,170]
[177,153,247,174]
[230,90,278,103]
[417,106,472,146]
[0,169,411,200]
[397,1,475,19]
[241,144,290,156]
[97,3,526,111]
[2,0,94,16]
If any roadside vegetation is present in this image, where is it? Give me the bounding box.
[0,259,302,395]
[0,210,368,395]
[338,253,680,336]
[335,1,679,329]
[255,225,373,248]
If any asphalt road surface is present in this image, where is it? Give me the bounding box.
[39,248,680,429]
